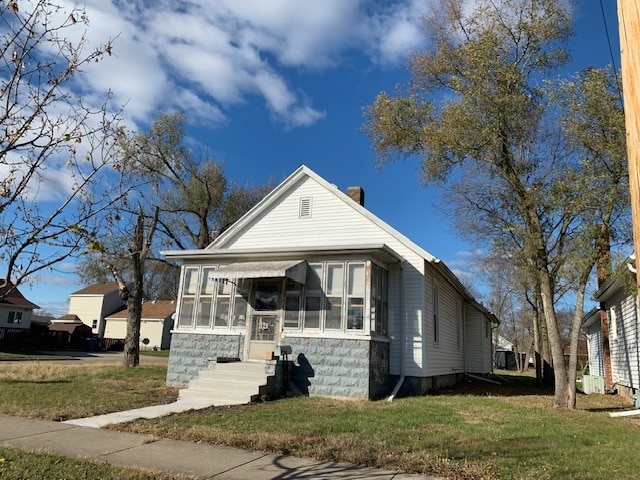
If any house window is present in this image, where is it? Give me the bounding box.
[214,280,232,327]
[284,278,302,329]
[304,264,323,329]
[370,263,387,334]
[299,197,312,218]
[178,267,199,327]
[325,263,344,330]
[197,267,216,328]
[231,279,250,328]
[433,283,440,345]
[7,311,22,324]
[348,263,366,331]
[92,319,98,329]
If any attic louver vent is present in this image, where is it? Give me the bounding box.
[299,197,312,218]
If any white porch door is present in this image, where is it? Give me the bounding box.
[248,279,281,361]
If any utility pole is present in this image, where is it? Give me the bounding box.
[618,0,640,297]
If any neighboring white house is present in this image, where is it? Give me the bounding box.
[0,281,39,331]
[67,282,124,336]
[104,300,176,350]
[582,256,639,401]
[164,165,498,399]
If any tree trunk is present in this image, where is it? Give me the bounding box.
[567,275,588,408]
[538,271,569,407]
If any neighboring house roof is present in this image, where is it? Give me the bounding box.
[164,165,498,323]
[49,322,92,335]
[0,280,39,310]
[71,282,120,296]
[105,300,176,321]
[53,314,83,323]
[495,335,515,351]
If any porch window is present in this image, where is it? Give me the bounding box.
[232,279,250,328]
[196,267,216,327]
[369,263,387,334]
[347,263,365,330]
[214,280,232,327]
[325,263,344,330]
[178,267,199,327]
[284,278,302,329]
[304,264,323,329]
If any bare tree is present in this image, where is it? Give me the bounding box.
[0,1,121,296]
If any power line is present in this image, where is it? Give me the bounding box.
[599,0,623,100]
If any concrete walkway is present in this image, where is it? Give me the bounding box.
[0,415,441,479]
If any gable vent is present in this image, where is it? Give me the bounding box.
[299,197,312,218]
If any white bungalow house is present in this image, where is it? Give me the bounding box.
[0,281,39,331]
[582,256,639,402]
[104,300,176,350]
[164,165,497,399]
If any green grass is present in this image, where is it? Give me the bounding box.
[0,447,194,480]
[0,363,177,421]
[140,349,171,357]
[112,373,640,480]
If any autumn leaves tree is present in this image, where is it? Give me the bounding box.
[365,0,629,408]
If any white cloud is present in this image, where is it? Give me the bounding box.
[58,1,429,129]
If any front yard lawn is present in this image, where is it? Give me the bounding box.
[111,373,640,480]
[0,363,177,421]
[0,446,194,480]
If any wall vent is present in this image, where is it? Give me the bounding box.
[299,197,312,218]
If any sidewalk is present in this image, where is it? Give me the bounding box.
[0,415,442,479]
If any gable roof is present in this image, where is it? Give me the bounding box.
[105,300,176,320]
[210,165,439,262]
[0,280,39,310]
[163,165,495,319]
[71,282,120,296]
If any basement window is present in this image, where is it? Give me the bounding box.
[299,197,312,218]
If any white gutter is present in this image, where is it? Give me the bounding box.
[388,260,406,402]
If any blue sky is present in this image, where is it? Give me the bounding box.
[22,0,622,316]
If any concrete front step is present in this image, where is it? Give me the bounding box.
[178,361,271,406]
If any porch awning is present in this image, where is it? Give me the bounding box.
[208,259,307,284]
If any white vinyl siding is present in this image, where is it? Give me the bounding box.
[464,305,491,374]
[585,319,604,378]
[608,291,639,390]
[424,264,466,376]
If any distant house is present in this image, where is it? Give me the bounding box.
[582,256,639,401]
[164,165,498,400]
[0,281,39,331]
[103,300,176,350]
[67,282,124,336]
[48,315,93,348]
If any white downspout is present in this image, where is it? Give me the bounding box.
[388,260,405,402]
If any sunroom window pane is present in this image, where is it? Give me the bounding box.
[306,264,322,290]
[326,264,344,295]
[304,296,321,329]
[196,298,212,327]
[348,263,365,296]
[184,268,199,295]
[325,296,342,329]
[284,294,301,328]
[214,296,230,327]
[347,298,364,330]
[178,297,195,327]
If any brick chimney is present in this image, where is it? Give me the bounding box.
[346,186,365,206]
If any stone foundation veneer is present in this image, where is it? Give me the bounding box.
[166,332,391,399]
[167,332,245,387]
[284,336,391,399]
